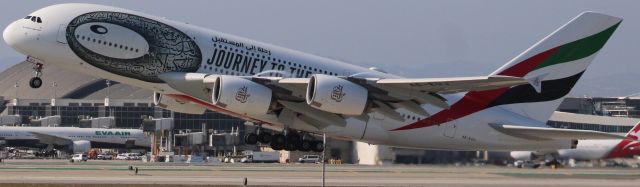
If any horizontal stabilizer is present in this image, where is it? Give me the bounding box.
[490,123,629,141]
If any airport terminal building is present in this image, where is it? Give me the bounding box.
[0,61,638,164]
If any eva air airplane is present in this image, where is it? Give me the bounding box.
[2,3,627,153]
[0,126,149,153]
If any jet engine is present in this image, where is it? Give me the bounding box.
[72,140,91,153]
[510,151,536,161]
[212,76,273,115]
[306,74,368,115]
[153,92,206,114]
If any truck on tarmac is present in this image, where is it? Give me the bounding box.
[240,151,279,163]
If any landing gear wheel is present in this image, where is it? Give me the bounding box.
[545,160,562,168]
[284,142,297,151]
[29,77,42,89]
[285,133,301,151]
[299,140,312,152]
[270,134,285,150]
[258,132,272,144]
[311,140,324,152]
[532,164,542,169]
[29,62,44,89]
[244,133,258,145]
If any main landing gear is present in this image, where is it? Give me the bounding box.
[244,128,324,153]
[29,62,44,88]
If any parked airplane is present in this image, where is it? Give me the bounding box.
[511,121,640,167]
[0,126,149,153]
[2,4,626,153]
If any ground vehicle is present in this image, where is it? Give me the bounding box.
[115,153,129,160]
[223,155,245,163]
[115,153,143,160]
[97,153,113,160]
[298,155,320,163]
[71,153,88,162]
[88,149,98,159]
[128,153,143,160]
[240,151,279,163]
[514,160,542,168]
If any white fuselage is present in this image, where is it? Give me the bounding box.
[0,126,149,148]
[2,3,573,151]
[511,139,640,160]
[557,140,619,160]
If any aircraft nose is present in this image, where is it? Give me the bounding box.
[3,21,25,52]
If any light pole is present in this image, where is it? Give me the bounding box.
[105,80,111,108]
[13,82,19,111]
[105,80,111,98]
[52,81,57,98]
[322,133,326,187]
[14,82,18,100]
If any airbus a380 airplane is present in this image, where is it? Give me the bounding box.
[511,121,640,165]
[0,127,149,153]
[2,4,626,152]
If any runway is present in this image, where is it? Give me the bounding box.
[0,159,638,187]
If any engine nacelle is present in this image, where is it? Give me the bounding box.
[510,151,535,161]
[306,74,368,115]
[212,76,273,115]
[72,140,91,153]
[153,92,206,114]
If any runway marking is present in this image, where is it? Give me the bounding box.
[2,160,640,186]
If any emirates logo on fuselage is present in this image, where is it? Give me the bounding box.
[331,85,346,102]
[235,86,250,103]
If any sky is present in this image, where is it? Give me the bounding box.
[0,0,639,96]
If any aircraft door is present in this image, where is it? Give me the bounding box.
[443,119,457,138]
[56,24,67,44]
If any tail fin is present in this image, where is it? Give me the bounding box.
[624,121,640,140]
[604,121,640,158]
[489,12,622,122]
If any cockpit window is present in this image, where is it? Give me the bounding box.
[25,16,42,23]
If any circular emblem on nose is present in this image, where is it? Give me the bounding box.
[90,25,108,34]
[67,11,202,83]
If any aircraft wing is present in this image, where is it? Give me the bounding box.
[30,131,73,145]
[159,72,529,129]
[374,75,528,94]
[490,124,631,141]
[259,75,527,127]
[272,75,528,109]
